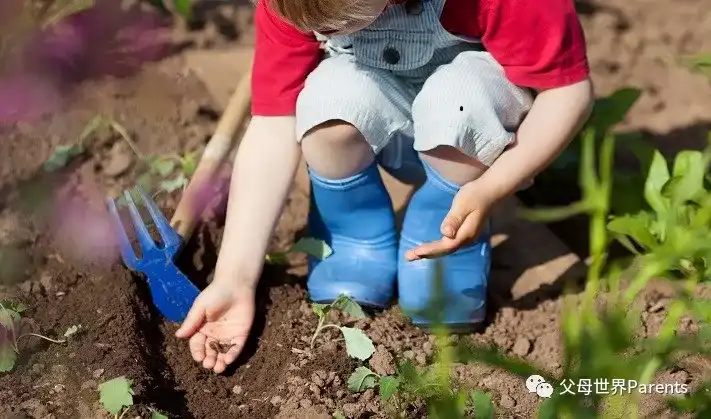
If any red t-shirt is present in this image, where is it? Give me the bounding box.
[251,0,590,116]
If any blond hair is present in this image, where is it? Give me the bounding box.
[267,0,381,33]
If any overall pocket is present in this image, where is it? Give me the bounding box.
[351,29,434,71]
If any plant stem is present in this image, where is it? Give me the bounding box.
[310,320,341,349]
[109,120,144,160]
[17,333,66,344]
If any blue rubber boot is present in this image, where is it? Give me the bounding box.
[398,161,491,331]
[306,162,398,309]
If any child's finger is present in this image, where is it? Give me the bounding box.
[406,237,457,260]
[202,338,218,370]
[440,213,464,238]
[188,333,207,362]
[175,304,206,338]
[213,354,228,374]
[222,340,244,366]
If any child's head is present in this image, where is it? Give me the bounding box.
[269,0,394,35]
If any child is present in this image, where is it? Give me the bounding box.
[175,0,594,373]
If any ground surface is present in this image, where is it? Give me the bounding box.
[1,0,711,418]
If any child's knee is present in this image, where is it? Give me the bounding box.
[411,53,532,167]
[300,120,367,149]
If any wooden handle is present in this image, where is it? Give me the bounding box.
[170,68,252,240]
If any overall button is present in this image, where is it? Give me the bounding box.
[382,47,400,65]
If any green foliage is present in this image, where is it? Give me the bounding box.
[347,366,378,392]
[310,295,374,361]
[471,390,495,419]
[0,301,65,373]
[145,0,193,21]
[340,327,375,360]
[42,115,104,172]
[99,376,134,416]
[291,237,334,259]
[686,53,711,78]
[265,237,333,265]
[606,143,711,280]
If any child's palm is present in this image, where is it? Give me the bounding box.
[175,282,255,374]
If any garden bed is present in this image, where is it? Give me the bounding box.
[1,0,711,418]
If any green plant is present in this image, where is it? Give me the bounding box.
[606,141,711,280]
[345,268,496,419]
[685,53,711,78]
[0,300,66,372]
[310,295,375,361]
[460,123,711,417]
[42,115,104,172]
[98,376,170,419]
[145,0,193,21]
[99,376,135,418]
[265,237,334,264]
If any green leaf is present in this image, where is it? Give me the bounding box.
[331,295,367,319]
[98,376,134,415]
[0,333,17,372]
[43,144,85,172]
[669,150,706,204]
[588,88,642,132]
[607,213,658,250]
[181,152,197,177]
[347,366,378,392]
[151,158,177,177]
[340,326,375,361]
[151,410,169,419]
[159,175,188,193]
[312,303,329,318]
[173,0,192,20]
[379,376,400,401]
[0,307,20,331]
[291,237,333,259]
[643,150,671,215]
[0,300,26,314]
[471,390,495,419]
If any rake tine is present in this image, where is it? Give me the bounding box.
[135,185,181,248]
[124,189,157,251]
[106,197,138,271]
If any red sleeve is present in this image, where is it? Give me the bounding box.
[252,0,323,116]
[477,0,590,89]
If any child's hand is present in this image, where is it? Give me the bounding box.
[405,181,495,261]
[175,280,255,374]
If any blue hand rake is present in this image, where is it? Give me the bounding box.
[107,185,201,322]
[106,71,252,323]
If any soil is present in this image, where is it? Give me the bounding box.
[1,1,710,418]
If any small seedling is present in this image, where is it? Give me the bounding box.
[266,237,333,265]
[347,366,379,392]
[99,376,135,419]
[310,295,374,361]
[0,301,66,372]
[43,115,104,172]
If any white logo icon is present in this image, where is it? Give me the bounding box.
[536,382,554,398]
[526,375,553,398]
